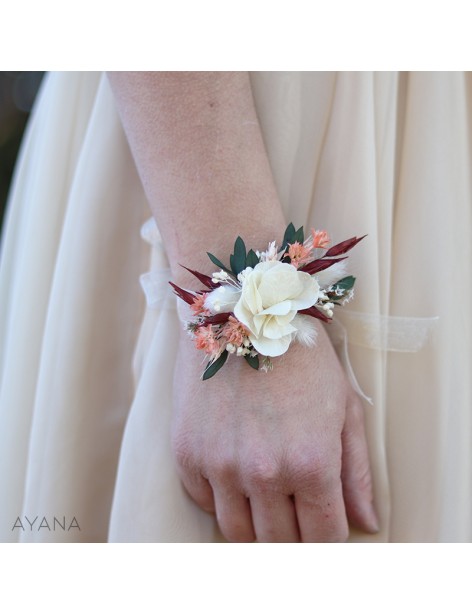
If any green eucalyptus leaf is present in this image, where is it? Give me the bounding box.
[232,236,247,275]
[334,275,356,292]
[244,354,259,370]
[229,254,236,275]
[245,249,259,268]
[202,350,229,380]
[294,225,305,244]
[281,222,296,250]
[207,252,232,275]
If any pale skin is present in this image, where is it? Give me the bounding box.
[108,72,378,542]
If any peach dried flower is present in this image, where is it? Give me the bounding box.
[190,293,210,316]
[311,229,330,249]
[222,315,250,347]
[287,241,312,268]
[194,325,220,354]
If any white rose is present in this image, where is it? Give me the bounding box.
[233,261,320,356]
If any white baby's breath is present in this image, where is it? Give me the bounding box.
[255,241,280,263]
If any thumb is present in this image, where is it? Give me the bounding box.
[341,395,379,533]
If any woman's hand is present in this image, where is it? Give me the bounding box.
[172,320,378,542]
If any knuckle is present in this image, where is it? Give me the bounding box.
[290,449,341,494]
[172,436,239,484]
[244,455,281,493]
[212,456,238,482]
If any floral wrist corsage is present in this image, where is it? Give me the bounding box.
[170,223,365,379]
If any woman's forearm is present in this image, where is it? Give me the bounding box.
[107,72,286,285]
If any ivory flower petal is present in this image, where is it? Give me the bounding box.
[234,261,320,356]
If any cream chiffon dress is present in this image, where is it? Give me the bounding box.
[0,72,471,542]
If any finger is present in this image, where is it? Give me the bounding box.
[294,477,349,542]
[178,470,216,514]
[249,494,300,542]
[212,484,256,542]
[341,395,379,533]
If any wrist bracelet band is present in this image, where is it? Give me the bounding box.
[170,223,365,380]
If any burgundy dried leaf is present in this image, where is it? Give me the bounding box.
[180,265,219,289]
[298,306,332,322]
[300,256,347,275]
[168,281,196,305]
[324,235,367,257]
[197,312,232,326]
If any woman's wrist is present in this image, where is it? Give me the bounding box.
[170,214,287,289]
[170,220,364,380]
